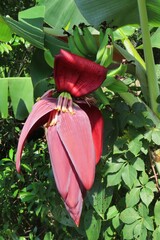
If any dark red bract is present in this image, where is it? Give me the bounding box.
[54,49,107,97]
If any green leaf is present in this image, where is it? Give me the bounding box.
[87,179,113,219]
[140,187,154,207]
[30,49,52,98]
[18,5,45,29]
[44,49,54,68]
[112,214,120,230]
[126,188,140,207]
[154,201,160,225]
[0,77,34,120]
[8,77,34,120]
[122,220,139,240]
[128,136,143,156]
[4,15,44,49]
[44,0,88,36]
[107,165,124,187]
[143,216,154,231]
[134,222,147,240]
[133,158,145,172]
[139,171,149,185]
[120,208,140,224]
[153,227,160,240]
[107,205,119,220]
[0,16,13,42]
[0,78,8,118]
[75,0,160,27]
[44,34,69,56]
[114,26,136,40]
[146,181,157,192]
[138,203,149,218]
[122,164,137,189]
[104,77,128,93]
[84,210,101,240]
[105,162,124,174]
[151,28,160,48]
[43,232,54,240]
[152,127,160,145]
[19,192,35,202]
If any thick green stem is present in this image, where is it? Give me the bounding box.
[137,0,160,117]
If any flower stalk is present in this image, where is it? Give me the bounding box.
[137,0,160,118]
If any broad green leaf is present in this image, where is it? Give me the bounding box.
[151,127,160,145]
[120,208,140,224]
[146,181,157,192]
[128,136,143,156]
[0,77,34,120]
[44,34,69,56]
[105,162,124,174]
[126,188,140,207]
[139,171,149,185]
[104,77,128,93]
[44,232,54,240]
[114,26,136,41]
[0,78,8,118]
[140,187,154,207]
[8,77,34,120]
[84,210,101,240]
[30,49,52,98]
[122,220,139,240]
[153,227,160,240]
[154,201,160,225]
[133,158,145,172]
[143,217,154,231]
[19,192,35,202]
[107,205,118,220]
[114,43,148,102]
[122,164,137,189]
[52,201,75,227]
[44,0,88,36]
[138,203,149,218]
[4,16,44,49]
[104,226,115,240]
[75,0,160,28]
[112,214,120,230]
[87,179,113,219]
[151,28,160,48]
[44,49,54,68]
[18,6,45,29]
[107,165,124,187]
[134,222,147,240]
[0,16,13,42]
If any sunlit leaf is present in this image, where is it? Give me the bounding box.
[140,187,154,207]
[0,16,13,42]
[75,0,160,28]
[84,210,101,240]
[44,0,88,36]
[120,208,140,224]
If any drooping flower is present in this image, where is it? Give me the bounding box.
[16,50,107,226]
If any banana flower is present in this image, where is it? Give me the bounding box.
[16,50,107,226]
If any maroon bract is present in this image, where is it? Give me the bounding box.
[16,50,107,226]
[54,49,107,97]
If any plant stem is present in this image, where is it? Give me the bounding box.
[117,29,146,69]
[137,0,160,118]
